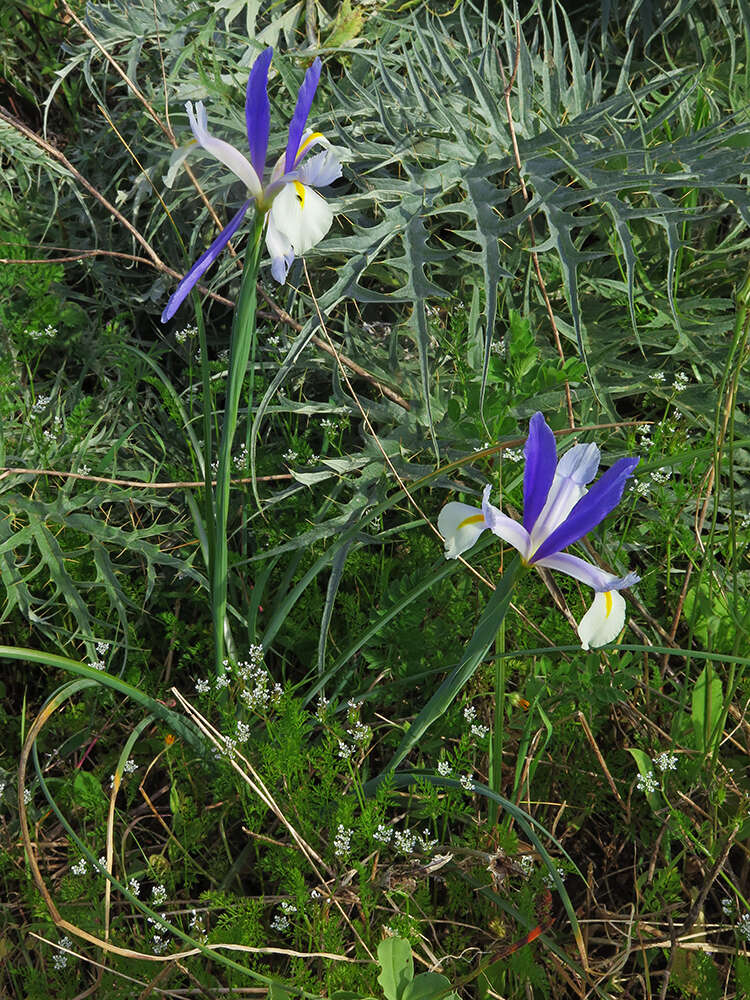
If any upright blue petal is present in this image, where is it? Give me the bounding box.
[523,412,557,533]
[161,201,251,323]
[284,58,322,174]
[530,456,639,563]
[245,47,273,180]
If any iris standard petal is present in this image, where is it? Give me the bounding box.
[284,57,322,174]
[297,147,342,187]
[481,485,532,557]
[161,200,250,322]
[532,456,640,563]
[269,181,333,253]
[186,102,262,198]
[533,551,639,592]
[245,47,273,180]
[522,412,557,533]
[438,501,488,559]
[528,442,600,555]
[578,590,626,649]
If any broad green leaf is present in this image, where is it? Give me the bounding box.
[377,938,414,1000]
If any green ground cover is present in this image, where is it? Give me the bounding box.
[0,0,749,997]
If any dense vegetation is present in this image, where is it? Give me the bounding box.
[1,0,748,997]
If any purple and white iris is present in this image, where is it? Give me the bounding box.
[162,48,341,323]
[438,413,640,649]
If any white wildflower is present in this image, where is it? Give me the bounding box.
[71,858,87,876]
[271,914,290,932]
[128,878,141,897]
[437,760,452,777]
[123,758,138,774]
[652,752,677,772]
[636,771,659,794]
[374,824,393,845]
[459,773,474,792]
[151,884,167,905]
[463,705,477,723]
[195,678,210,695]
[471,723,489,739]
[333,824,353,858]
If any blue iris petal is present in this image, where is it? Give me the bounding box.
[523,412,557,533]
[284,58,322,174]
[530,456,639,564]
[245,47,273,181]
[161,200,251,323]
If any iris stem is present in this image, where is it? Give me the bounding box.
[211,210,266,675]
[490,618,506,827]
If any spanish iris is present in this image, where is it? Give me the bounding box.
[438,413,640,649]
[162,47,341,323]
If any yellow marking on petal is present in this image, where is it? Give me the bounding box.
[604,591,613,618]
[293,180,306,207]
[296,131,324,158]
[457,514,485,530]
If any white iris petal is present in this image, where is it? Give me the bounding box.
[578,590,625,649]
[270,182,333,254]
[437,502,487,559]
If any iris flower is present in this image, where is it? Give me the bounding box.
[162,48,341,322]
[438,413,640,649]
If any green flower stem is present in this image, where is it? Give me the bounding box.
[211,210,266,675]
[489,617,506,826]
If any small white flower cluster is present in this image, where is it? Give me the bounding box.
[283,449,298,463]
[270,913,290,932]
[649,371,666,382]
[636,771,659,794]
[333,824,353,858]
[128,878,141,897]
[741,512,750,529]
[519,855,534,876]
[543,866,567,889]
[23,787,32,805]
[673,371,689,392]
[52,936,72,970]
[151,884,167,905]
[738,912,750,941]
[26,324,58,340]
[32,393,52,414]
[218,348,229,364]
[316,694,329,719]
[123,758,138,774]
[631,480,651,498]
[188,908,207,942]
[175,325,197,344]
[652,752,677,772]
[490,339,506,357]
[373,824,436,854]
[195,678,211,695]
[89,658,106,670]
[504,448,523,463]
[460,773,474,792]
[337,740,353,761]
[650,467,672,485]
[236,652,282,713]
[96,641,110,656]
[463,705,477,723]
[43,414,63,444]
[78,464,91,475]
[437,760,452,777]
[235,719,251,743]
[0,778,7,799]
[307,453,319,465]
[267,335,281,348]
[471,723,489,739]
[233,443,248,470]
[195,348,202,364]
[721,897,734,917]
[71,858,87,876]
[148,914,170,954]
